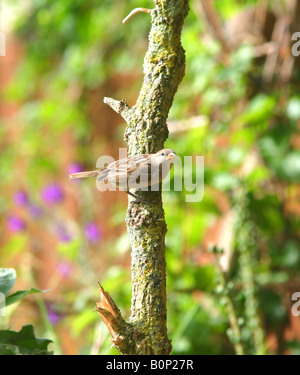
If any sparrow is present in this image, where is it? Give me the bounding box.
[69,149,177,202]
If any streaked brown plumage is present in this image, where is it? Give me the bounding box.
[69,149,177,202]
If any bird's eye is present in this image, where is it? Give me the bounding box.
[161,152,165,156]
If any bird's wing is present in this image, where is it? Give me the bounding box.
[109,154,150,173]
[107,154,152,189]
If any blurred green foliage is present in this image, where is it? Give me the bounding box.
[1,0,300,354]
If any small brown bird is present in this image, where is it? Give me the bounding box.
[69,149,176,202]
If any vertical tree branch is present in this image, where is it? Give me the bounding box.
[125,0,189,355]
[100,0,189,355]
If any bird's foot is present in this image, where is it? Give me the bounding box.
[126,191,150,204]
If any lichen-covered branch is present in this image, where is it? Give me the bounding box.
[103,97,131,123]
[125,0,189,154]
[98,0,189,355]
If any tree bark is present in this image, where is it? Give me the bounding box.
[96,0,189,355]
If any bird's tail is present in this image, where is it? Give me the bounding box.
[69,170,99,180]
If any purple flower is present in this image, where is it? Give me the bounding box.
[46,302,63,326]
[7,215,26,232]
[68,162,83,175]
[56,261,72,278]
[84,222,101,244]
[56,225,72,243]
[41,183,64,205]
[13,190,29,207]
[29,204,43,218]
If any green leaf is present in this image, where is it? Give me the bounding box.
[6,288,50,307]
[211,172,239,190]
[0,324,53,355]
[57,239,81,260]
[0,268,16,295]
[226,147,245,166]
[277,151,300,181]
[194,265,217,291]
[286,97,300,121]
[241,94,276,124]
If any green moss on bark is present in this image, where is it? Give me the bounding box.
[124,0,189,355]
[102,0,189,355]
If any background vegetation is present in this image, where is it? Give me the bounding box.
[1,0,300,354]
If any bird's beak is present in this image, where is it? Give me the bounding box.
[168,152,176,160]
